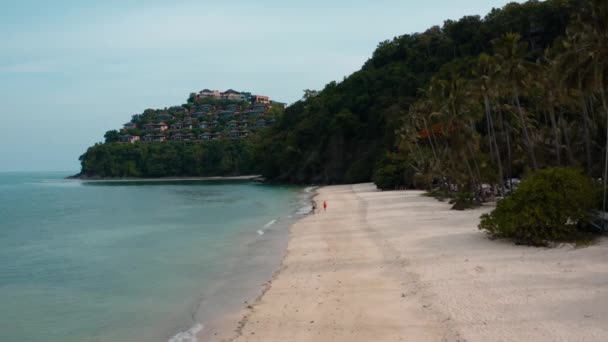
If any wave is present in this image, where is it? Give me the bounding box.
[263,219,277,228]
[296,204,312,216]
[168,324,203,342]
[303,186,316,193]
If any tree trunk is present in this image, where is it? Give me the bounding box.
[599,83,608,224]
[421,117,439,164]
[548,102,561,166]
[580,95,593,174]
[485,95,506,196]
[513,86,538,169]
[559,111,575,164]
[499,106,514,191]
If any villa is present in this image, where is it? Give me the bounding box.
[142,134,165,142]
[228,130,239,139]
[119,135,140,143]
[183,121,194,130]
[144,123,169,132]
[194,89,266,104]
[171,134,184,141]
[256,119,268,128]
[252,95,269,104]
[123,122,137,130]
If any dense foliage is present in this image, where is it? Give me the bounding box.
[79,139,257,178]
[80,0,608,204]
[478,167,596,246]
[255,0,582,184]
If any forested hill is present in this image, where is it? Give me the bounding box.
[79,0,608,188]
[255,0,579,184]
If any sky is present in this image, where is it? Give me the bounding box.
[0,0,522,172]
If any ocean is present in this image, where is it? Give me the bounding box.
[0,172,309,342]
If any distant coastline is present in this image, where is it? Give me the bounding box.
[67,174,264,182]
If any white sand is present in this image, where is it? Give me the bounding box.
[224,183,608,341]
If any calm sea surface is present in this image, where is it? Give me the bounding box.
[0,172,308,342]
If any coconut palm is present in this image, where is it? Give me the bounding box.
[473,53,506,195]
[493,33,539,170]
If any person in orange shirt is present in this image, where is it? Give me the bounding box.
[323,200,327,211]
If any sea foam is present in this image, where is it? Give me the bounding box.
[168,324,203,342]
[264,219,277,228]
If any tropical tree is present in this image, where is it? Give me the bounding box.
[493,33,539,170]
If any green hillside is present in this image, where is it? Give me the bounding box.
[78,94,283,178]
[79,0,608,194]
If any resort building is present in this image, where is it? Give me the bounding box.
[123,122,137,130]
[171,134,184,141]
[198,89,221,99]
[142,134,166,142]
[194,89,264,104]
[143,123,169,132]
[221,89,243,101]
[256,119,268,128]
[119,135,140,143]
[228,130,239,139]
[182,121,194,130]
[251,95,270,104]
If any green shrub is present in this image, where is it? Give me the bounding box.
[595,184,608,211]
[478,167,595,246]
[372,152,416,190]
[451,190,476,210]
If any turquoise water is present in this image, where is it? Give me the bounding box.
[0,172,307,342]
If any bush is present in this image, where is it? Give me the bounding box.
[478,167,596,246]
[373,152,415,190]
[451,190,476,210]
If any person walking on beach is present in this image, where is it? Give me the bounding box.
[312,202,317,214]
[323,200,327,211]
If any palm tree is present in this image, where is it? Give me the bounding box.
[474,53,506,195]
[534,49,566,166]
[428,76,484,197]
[565,0,608,217]
[493,33,539,170]
[557,26,595,174]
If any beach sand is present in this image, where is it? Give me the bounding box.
[220,183,608,341]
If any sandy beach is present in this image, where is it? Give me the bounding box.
[219,183,608,341]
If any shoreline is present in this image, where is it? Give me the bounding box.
[69,175,264,182]
[221,183,608,341]
[184,186,317,342]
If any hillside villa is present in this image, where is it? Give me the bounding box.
[119,135,140,143]
[143,123,169,132]
[193,89,270,104]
